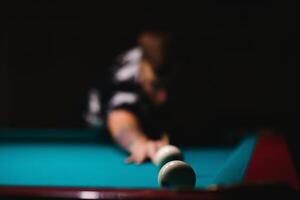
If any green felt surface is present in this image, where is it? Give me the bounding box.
[0,129,257,189]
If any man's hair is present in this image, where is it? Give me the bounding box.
[138,31,177,89]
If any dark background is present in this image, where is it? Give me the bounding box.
[1,2,299,141]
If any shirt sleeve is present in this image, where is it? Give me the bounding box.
[83,88,103,128]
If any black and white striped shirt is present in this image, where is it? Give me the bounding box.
[85,47,170,139]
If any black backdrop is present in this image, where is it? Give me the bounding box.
[1,2,300,137]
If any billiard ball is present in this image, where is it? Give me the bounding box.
[158,160,196,189]
[154,145,183,168]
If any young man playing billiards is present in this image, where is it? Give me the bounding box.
[106,31,174,164]
[85,31,196,188]
[85,31,175,164]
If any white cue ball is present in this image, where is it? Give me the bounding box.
[154,145,183,168]
[158,160,196,189]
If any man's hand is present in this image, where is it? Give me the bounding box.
[107,109,169,164]
[125,137,149,164]
[125,136,169,164]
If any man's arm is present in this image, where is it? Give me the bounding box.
[107,109,168,164]
[107,109,147,152]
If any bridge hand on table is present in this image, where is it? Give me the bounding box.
[125,139,167,164]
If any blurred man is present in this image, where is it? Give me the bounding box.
[85,31,177,164]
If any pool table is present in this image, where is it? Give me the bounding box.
[0,128,299,199]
